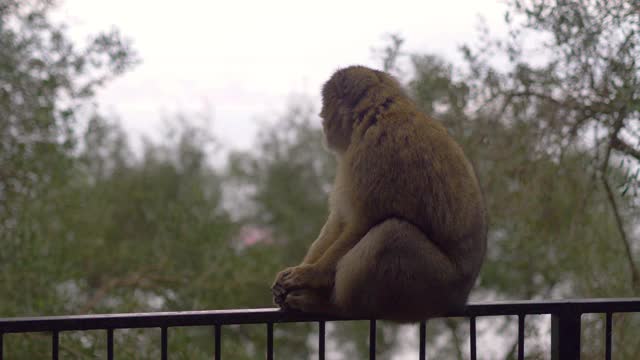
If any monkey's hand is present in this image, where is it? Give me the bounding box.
[272,265,334,308]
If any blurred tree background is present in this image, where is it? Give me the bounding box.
[1,0,639,358]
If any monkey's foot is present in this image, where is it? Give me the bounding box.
[282,289,340,315]
[272,285,287,307]
[272,264,334,295]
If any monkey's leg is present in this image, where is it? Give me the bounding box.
[333,218,469,322]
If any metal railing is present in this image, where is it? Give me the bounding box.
[1,298,639,359]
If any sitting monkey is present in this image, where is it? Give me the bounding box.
[272,65,487,322]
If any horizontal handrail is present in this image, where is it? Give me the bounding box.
[2,298,639,333]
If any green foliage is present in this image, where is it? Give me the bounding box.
[227,103,334,263]
[408,1,640,357]
[0,0,138,248]
[3,0,640,358]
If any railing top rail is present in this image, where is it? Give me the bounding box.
[1,298,639,334]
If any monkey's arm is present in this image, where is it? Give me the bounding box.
[301,212,345,264]
[312,223,367,272]
[272,214,346,303]
[273,223,367,291]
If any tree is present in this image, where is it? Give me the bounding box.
[409,52,638,358]
[0,0,137,238]
[406,1,640,357]
[462,0,640,291]
[4,0,639,358]
[226,104,332,359]
[0,0,137,317]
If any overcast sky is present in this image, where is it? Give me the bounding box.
[57,0,508,150]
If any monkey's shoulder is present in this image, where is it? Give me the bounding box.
[350,115,464,170]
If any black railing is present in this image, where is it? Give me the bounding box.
[1,298,639,359]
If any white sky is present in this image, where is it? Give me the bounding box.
[57,0,508,150]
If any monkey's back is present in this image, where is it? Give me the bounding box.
[344,108,487,270]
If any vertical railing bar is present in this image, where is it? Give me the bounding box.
[369,319,376,360]
[107,329,114,360]
[605,312,612,360]
[318,321,326,360]
[551,308,581,360]
[52,331,59,360]
[517,314,525,360]
[469,317,477,360]
[266,322,274,360]
[0,332,4,360]
[214,324,221,360]
[161,327,168,360]
[419,321,427,360]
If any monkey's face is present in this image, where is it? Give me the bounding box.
[320,66,404,153]
[319,99,352,153]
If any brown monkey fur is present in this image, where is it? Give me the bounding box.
[272,65,487,322]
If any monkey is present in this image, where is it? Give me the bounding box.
[271,65,487,322]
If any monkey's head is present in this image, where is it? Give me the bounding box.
[320,65,405,153]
